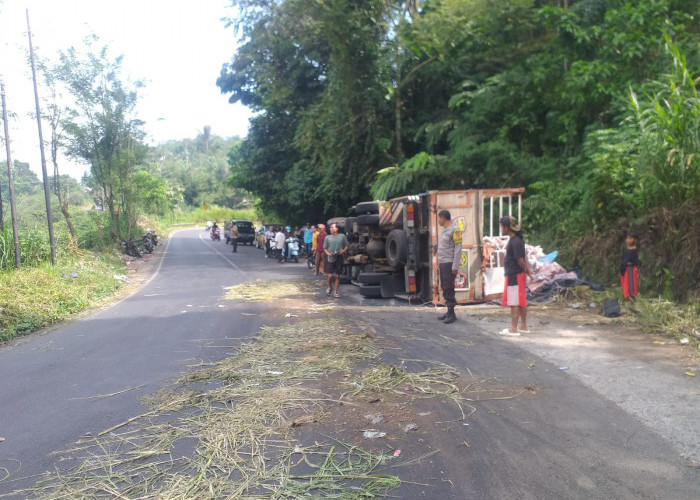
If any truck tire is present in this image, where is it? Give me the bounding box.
[386,229,408,270]
[355,201,380,214]
[344,217,357,234]
[327,217,347,231]
[359,285,382,298]
[358,272,388,286]
[357,214,380,227]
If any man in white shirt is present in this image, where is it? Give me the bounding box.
[274,227,286,262]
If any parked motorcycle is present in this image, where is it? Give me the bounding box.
[121,239,142,258]
[285,236,300,263]
[142,233,154,253]
[145,230,158,247]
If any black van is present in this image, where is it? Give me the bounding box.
[225,219,256,245]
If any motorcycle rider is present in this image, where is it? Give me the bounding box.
[274,226,286,262]
[264,225,275,258]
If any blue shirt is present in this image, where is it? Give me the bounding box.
[301,227,314,244]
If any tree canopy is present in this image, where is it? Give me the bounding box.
[219,0,698,229]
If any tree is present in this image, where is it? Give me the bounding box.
[57,37,146,240]
[35,56,79,247]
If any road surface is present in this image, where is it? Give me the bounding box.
[0,228,698,499]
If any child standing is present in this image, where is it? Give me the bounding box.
[620,232,640,299]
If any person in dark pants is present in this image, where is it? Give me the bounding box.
[230,223,239,253]
[433,210,462,324]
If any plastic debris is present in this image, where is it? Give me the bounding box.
[393,449,401,457]
[589,302,598,308]
[113,274,131,283]
[267,370,283,376]
[685,372,696,377]
[353,381,364,389]
[538,251,558,263]
[558,366,569,370]
[418,412,432,416]
[653,341,667,345]
[403,423,419,432]
[365,414,384,425]
[680,338,690,345]
[363,431,386,439]
[293,445,303,454]
[569,303,581,309]
[403,386,411,392]
[284,313,299,318]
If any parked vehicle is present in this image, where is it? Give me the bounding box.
[285,236,300,263]
[121,239,142,258]
[334,188,524,303]
[142,232,154,254]
[224,219,256,245]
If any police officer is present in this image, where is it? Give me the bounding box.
[433,210,462,324]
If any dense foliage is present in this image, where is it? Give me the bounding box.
[219,0,699,296]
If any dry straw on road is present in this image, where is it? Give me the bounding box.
[8,316,401,499]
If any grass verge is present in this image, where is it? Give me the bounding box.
[0,252,126,341]
[553,285,700,345]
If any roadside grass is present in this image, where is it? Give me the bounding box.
[0,252,126,341]
[165,205,259,226]
[554,285,700,345]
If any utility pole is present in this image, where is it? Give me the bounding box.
[27,9,56,265]
[1,82,22,268]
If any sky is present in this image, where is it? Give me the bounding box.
[0,0,251,180]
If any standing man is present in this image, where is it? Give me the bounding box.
[311,225,319,262]
[499,216,532,336]
[315,224,327,275]
[230,222,239,253]
[433,210,462,324]
[275,226,286,262]
[323,222,349,298]
[301,223,314,255]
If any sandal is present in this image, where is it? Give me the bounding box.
[518,328,531,334]
[334,293,341,298]
[326,288,331,296]
[499,328,520,337]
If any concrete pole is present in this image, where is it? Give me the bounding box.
[1,82,22,268]
[27,9,57,265]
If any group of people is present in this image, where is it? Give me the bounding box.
[262,226,299,262]
[261,222,350,298]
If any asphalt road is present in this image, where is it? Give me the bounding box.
[0,229,297,495]
[1,229,698,499]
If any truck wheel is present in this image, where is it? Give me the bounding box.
[386,229,408,270]
[344,217,357,234]
[327,217,347,231]
[358,272,389,286]
[355,201,380,214]
[357,214,380,227]
[359,285,382,298]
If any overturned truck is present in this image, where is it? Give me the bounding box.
[331,188,524,304]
